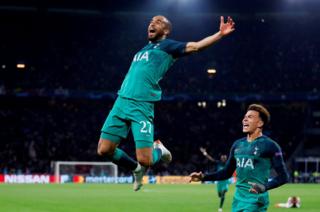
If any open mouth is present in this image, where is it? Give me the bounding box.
[148,28,156,36]
[243,124,249,128]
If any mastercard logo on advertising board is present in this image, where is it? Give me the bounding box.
[73,175,85,183]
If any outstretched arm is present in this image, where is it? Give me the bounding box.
[185,16,235,53]
[199,147,216,162]
[190,143,236,182]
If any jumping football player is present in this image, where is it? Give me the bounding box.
[97,15,235,191]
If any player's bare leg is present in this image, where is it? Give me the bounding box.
[97,138,139,176]
[133,147,152,191]
[133,140,172,191]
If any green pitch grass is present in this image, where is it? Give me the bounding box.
[0,183,319,212]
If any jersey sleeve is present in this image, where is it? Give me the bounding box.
[202,141,237,181]
[265,141,290,190]
[161,39,188,58]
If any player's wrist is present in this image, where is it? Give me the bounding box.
[217,30,225,38]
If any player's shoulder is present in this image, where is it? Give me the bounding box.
[261,135,282,150]
[235,137,247,143]
[160,38,181,44]
[159,39,184,48]
[157,38,188,57]
[261,135,279,145]
[232,137,247,147]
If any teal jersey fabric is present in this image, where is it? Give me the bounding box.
[203,135,289,203]
[118,39,187,101]
[233,136,274,202]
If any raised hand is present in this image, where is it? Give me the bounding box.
[199,147,207,155]
[219,16,235,36]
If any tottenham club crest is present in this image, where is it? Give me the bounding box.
[253,146,259,155]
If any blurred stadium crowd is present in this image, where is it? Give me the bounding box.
[0,13,319,94]
[0,10,319,181]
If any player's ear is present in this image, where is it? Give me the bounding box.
[258,120,264,128]
[164,29,170,36]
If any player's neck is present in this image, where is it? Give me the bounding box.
[247,130,263,142]
[149,35,167,43]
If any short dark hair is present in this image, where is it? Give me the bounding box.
[247,104,270,126]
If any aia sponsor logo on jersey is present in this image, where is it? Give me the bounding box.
[133,51,149,62]
[236,158,254,169]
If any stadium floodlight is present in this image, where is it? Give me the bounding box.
[207,69,216,74]
[208,69,217,79]
[217,99,227,108]
[197,101,207,108]
[222,99,227,107]
[17,63,26,69]
[53,161,118,184]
